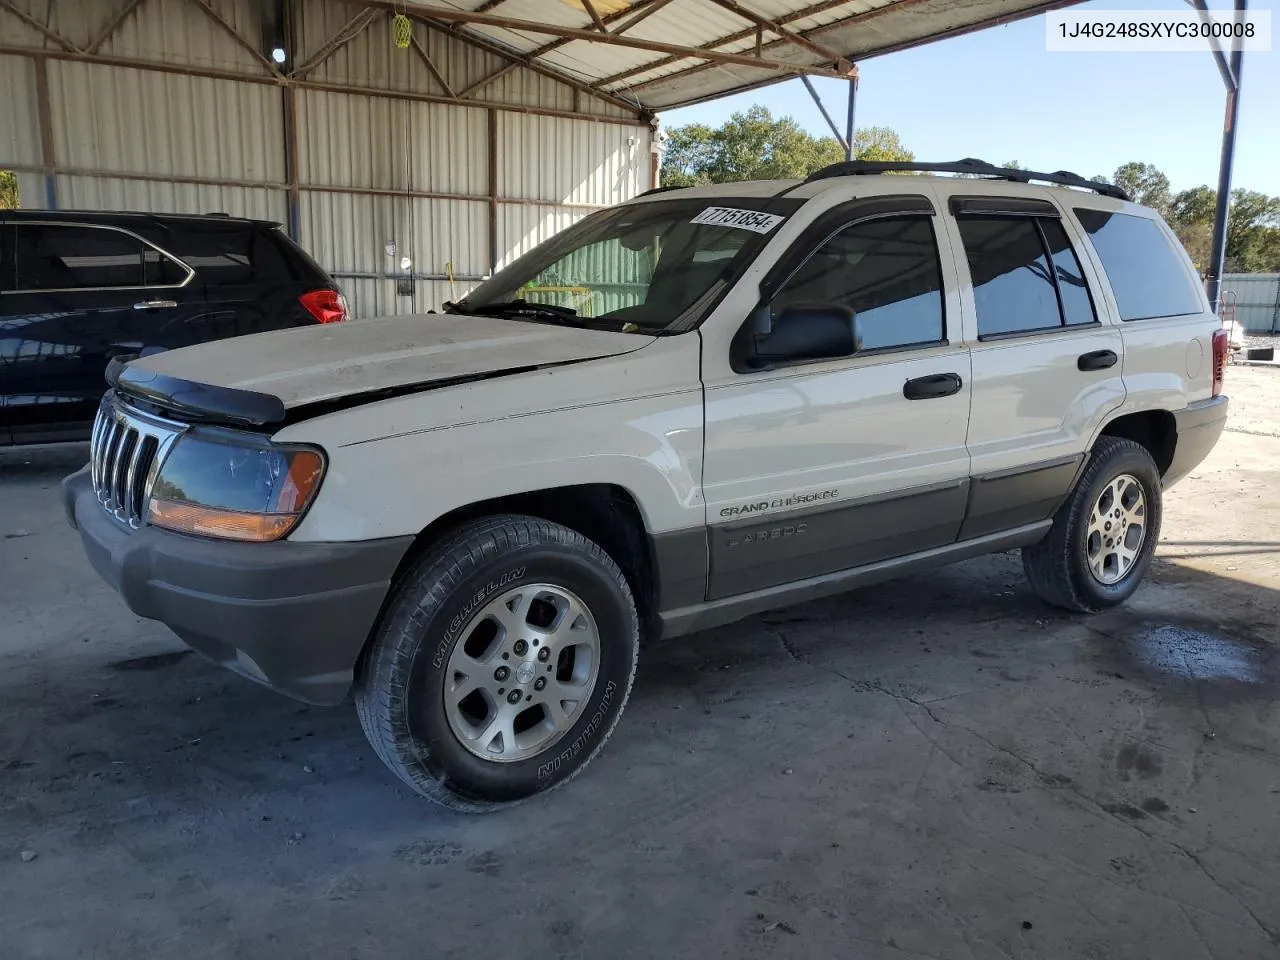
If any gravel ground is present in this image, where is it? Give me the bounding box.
[1,368,1278,960]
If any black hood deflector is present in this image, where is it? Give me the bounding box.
[112,356,601,429]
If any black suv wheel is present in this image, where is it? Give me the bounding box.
[1022,436,1163,613]
[354,515,639,811]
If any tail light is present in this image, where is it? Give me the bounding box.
[1211,328,1228,397]
[299,288,348,324]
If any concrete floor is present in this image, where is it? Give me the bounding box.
[2,369,1279,960]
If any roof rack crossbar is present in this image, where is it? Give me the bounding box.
[803,157,1130,202]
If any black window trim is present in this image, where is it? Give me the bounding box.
[0,220,195,296]
[1071,205,1206,323]
[950,195,1061,218]
[959,212,1102,342]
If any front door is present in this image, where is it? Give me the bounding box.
[700,199,973,600]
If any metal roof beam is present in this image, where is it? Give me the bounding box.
[581,0,609,32]
[409,30,458,98]
[292,6,378,78]
[86,0,149,55]
[410,16,646,116]
[184,0,280,75]
[516,0,670,81]
[357,1,854,79]
[0,0,83,53]
[704,0,845,66]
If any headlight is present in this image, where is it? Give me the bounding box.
[147,430,325,542]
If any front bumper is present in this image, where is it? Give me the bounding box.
[63,468,413,705]
[1165,395,1229,488]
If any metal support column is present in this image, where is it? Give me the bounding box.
[487,108,499,274]
[281,0,301,240]
[1204,0,1246,313]
[844,69,858,162]
[799,75,847,155]
[32,55,57,209]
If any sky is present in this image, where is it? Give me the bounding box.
[660,0,1280,196]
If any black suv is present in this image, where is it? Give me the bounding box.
[0,210,346,445]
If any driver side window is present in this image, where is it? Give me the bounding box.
[772,216,946,351]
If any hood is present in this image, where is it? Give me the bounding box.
[120,313,655,419]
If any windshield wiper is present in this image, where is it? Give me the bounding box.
[462,299,588,326]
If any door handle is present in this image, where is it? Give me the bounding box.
[903,373,963,400]
[1077,349,1118,371]
[133,299,177,310]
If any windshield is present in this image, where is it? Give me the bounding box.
[455,196,800,334]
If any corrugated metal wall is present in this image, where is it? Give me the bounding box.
[0,0,653,317]
[1221,274,1280,334]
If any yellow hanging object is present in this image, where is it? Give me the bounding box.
[392,12,412,49]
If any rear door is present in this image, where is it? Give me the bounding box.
[0,221,191,442]
[941,195,1126,539]
[700,195,973,599]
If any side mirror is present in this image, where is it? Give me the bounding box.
[749,303,857,367]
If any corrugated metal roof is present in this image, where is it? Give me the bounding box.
[355,0,1076,110]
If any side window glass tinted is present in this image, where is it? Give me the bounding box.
[1074,209,1203,320]
[170,228,296,285]
[958,218,1060,336]
[772,216,944,350]
[144,248,189,286]
[0,224,15,292]
[15,224,145,290]
[1039,219,1097,326]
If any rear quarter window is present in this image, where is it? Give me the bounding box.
[1073,209,1204,321]
[169,226,308,286]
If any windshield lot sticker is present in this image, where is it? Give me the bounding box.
[691,207,785,234]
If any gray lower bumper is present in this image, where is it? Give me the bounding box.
[63,467,413,705]
[1165,395,1229,488]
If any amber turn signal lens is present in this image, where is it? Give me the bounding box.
[272,450,325,513]
[148,500,299,542]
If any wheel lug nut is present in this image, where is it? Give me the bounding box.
[513,640,529,656]
[507,689,522,704]
[534,677,546,691]
[537,647,550,662]
[494,666,510,682]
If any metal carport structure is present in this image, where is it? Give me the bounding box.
[0,0,1245,315]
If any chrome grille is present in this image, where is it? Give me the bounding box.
[90,395,186,528]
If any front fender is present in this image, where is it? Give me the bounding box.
[279,339,705,541]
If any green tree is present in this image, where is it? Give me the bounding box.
[1225,189,1280,273]
[0,171,18,209]
[660,107,911,186]
[849,126,914,164]
[1112,161,1171,214]
[1171,185,1216,225]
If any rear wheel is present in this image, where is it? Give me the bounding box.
[355,515,639,811]
[1022,436,1163,613]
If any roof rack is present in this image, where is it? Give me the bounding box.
[803,157,1130,202]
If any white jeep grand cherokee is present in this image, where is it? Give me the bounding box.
[64,160,1229,810]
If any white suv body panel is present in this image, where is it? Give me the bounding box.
[281,335,706,542]
[108,174,1227,591]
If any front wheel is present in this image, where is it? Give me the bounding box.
[355,515,639,811]
[1022,436,1163,613]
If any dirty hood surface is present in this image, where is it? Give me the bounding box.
[125,313,655,410]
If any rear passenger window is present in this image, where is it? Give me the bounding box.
[772,217,945,350]
[1074,209,1203,321]
[171,228,299,284]
[1039,219,1097,326]
[15,224,145,290]
[957,215,1098,337]
[144,248,190,286]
